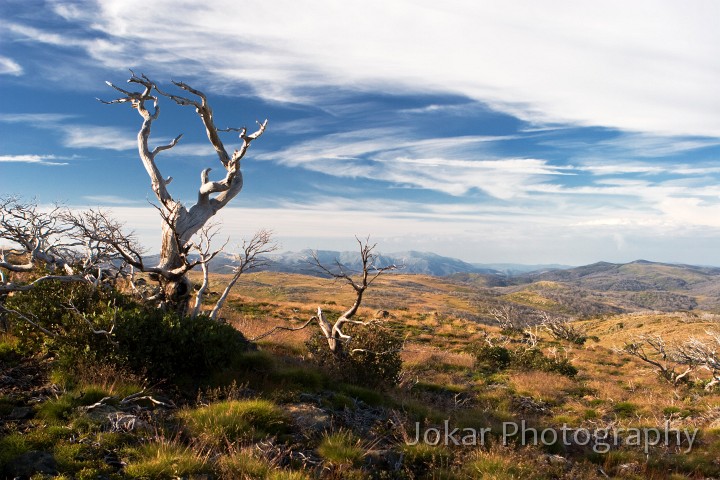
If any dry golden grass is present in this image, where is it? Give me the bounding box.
[578,311,720,347]
[509,371,576,403]
[401,344,475,370]
[193,269,720,470]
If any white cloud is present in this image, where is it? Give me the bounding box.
[0,154,68,166]
[0,114,145,151]
[7,23,126,65]
[60,125,136,150]
[0,113,77,124]
[27,0,720,137]
[260,129,569,197]
[165,143,219,157]
[0,56,22,76]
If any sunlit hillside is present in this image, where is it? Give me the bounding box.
[3,265,720,478]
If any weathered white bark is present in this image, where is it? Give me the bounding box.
[249,238,398,352]
[101,72,267,312]
[0,197,111,294]
[674,331,720,390]
[0,197,129,338]
[311,238,397,354]
[191,260,210,319]
[208,229,276,321]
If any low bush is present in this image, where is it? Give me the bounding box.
[113,308,252,380]
[5,282,252,381]
[305,322,403,388]
[470,344,512,372]
[469,343,578,377]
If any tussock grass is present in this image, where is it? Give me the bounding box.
[180,399,289,444]
[123,440,210,479]
[316,431,364,466]
[36,394,75,422]
[401,442,453,473]
[0,433,30,472]
[217,448,313,480]
[217,448,271,479]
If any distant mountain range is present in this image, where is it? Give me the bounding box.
[211,249,507,276]
[147,249,720,285]
[141,251,720,312]
[504,259,720,312]
[520,259,720,291]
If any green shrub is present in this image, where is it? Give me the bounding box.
[613,401,639,418]
[469,343,578,377]
[6,281,126,359]
[112,308,252,380]
[469,344,511,372]
[305,322,403,388]
[6,281,252,381]
[511,349,578,377]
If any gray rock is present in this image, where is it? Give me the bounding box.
[79,403,120,423]
[546,454,568,466]
[9,450,58,477]
[8,406,33,420]
[287,404,331,435]
[364,449,403,471]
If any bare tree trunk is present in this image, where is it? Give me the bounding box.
[101,72,266,314]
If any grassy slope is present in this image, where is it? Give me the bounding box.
[3,270,720,479]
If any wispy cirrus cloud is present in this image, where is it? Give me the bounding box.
[82,195,144,205]
[60,125,137,151]
[0,113,137,151]
[0,113,79,124]
[578,162,720,177]
[260,128,570,198]
[6,23,126,65]
[0,56,22,76]
[11,0,717,137]
[0,154,68,166]
[166,143,218,157]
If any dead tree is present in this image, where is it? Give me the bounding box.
[310,238,397,355]
[541,313,588,345]
[0,197,84,293]
[620,335,693,386]
[488,304,526,332]
[0,197,122,334]
[674,331,720,390]
[251,238,399,355]
[0,197,123,294]
[68,209,224,309]
[191,229,277,321]
[100,72,267,312]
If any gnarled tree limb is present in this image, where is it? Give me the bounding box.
[100,72,268,312]
[311,237,398,354]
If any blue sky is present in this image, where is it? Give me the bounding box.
[2,0,720,265]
